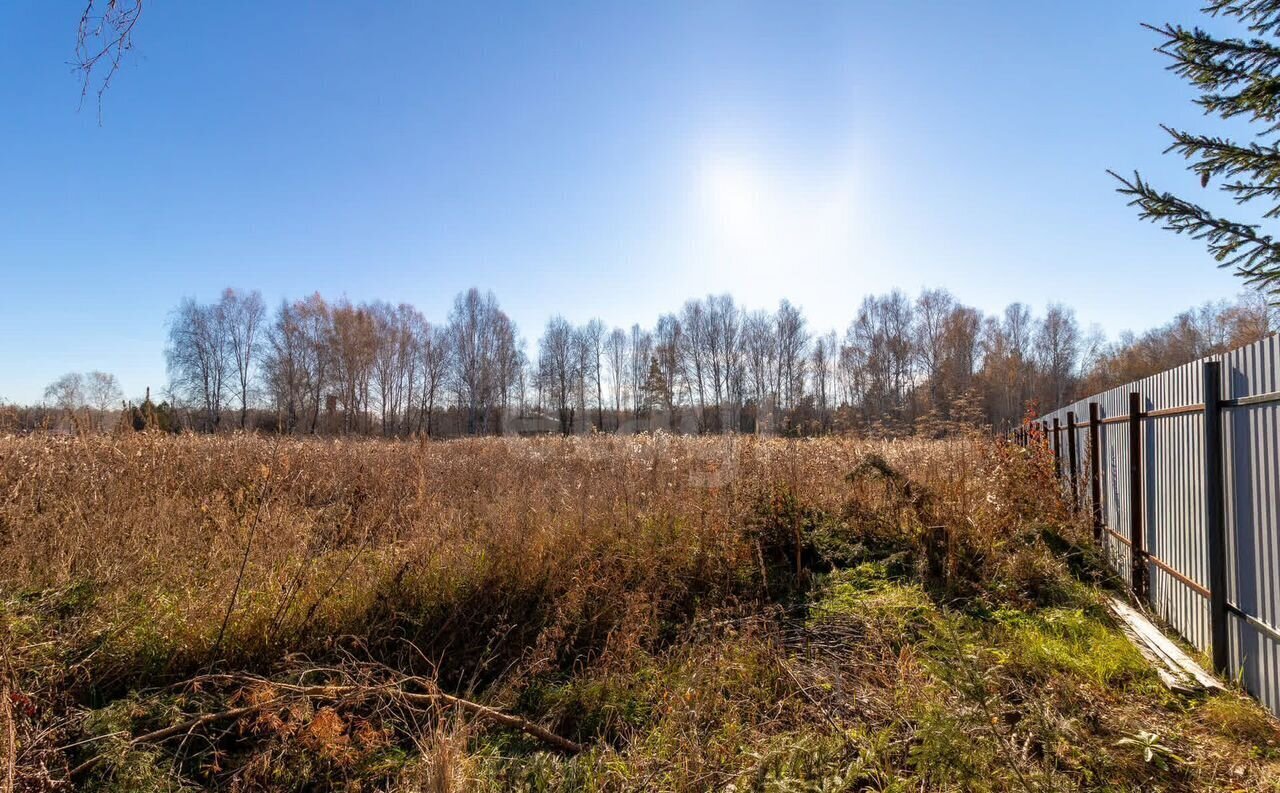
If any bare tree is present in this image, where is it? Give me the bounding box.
[493,317,525,435]
[448,288,520,435]
[628,324,653,422]
[1226,291,1279,343]
[1077,293,1274,397]
[978,303,1037,429]
[810,331,836,431]
[846,292,915,429]
[707,294,741,432]
[653,314,684,429]
[264,300,306,432]
[395,304,426,436]
[914,288,956,408]
[167,296,230,431]
[605,327,628,429]
[370,302,410,436]
[330,300,378,433]
[1035,304,1080,408]
[539,316,579,435]
[939,306,981,405]
[583,319,606,431]
[417,323,450,437]
[221,288,266,430]
[44,373,87,432]
[836,325,868,420]
[679,300,711,431]
[86,371,123,430]
[742,310,777,432]
[774,299,809,414]
[262,293,335,434]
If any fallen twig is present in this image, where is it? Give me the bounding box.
[67,674,581,782]
[273,678,583,754]
[68,699,281,779]
[405,685,582,754]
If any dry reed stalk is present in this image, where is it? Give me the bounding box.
[1,681,13,793]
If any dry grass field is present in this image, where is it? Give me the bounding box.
[2,432,1279,791]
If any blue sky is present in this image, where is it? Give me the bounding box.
[0,1,1257,404]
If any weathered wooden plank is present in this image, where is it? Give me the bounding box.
[1109,597,1222,692]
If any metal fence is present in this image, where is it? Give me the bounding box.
[1023,333,1280,713]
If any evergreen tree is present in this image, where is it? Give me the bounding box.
[1112,0,1280,296]
[642,356,669,418]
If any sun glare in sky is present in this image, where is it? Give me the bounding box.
[693,145,863,308]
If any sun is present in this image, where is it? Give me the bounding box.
[700,154,770,252]
[693,147,862,291]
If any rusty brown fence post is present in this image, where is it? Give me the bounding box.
[1052,417,1061,481]
[1128,392,1147,599]
[1088,402,1102,542]
[1202,361,1230,674]
[1066,410,1079,511]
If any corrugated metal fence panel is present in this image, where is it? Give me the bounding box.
[1143,361,1209,653]
[1221,334,1280,714]
[1035,333,1280,714]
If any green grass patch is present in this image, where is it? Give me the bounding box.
[808,562,936,637]
[991,606,1151,687]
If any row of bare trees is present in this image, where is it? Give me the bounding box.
[40,371,123,432]
[157,286,1278,437]
[535,290,1101,436]
[166,289,266,431]
[166,288,523,435]
[1077,296,1278,396]
[535,297,814,435]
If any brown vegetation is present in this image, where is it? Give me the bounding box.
[1,432,1278,791]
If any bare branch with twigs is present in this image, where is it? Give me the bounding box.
[74,0,144,120]
[67,670,582,782]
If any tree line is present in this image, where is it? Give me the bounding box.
[12,286,1275,437]
[143,285,1277,438]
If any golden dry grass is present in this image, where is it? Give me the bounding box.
[1,432,1278,791]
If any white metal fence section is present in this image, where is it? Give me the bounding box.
[1030,334,1280,713]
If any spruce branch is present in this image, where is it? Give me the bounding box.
[1144,19,1280,127]
[1205,0,1280,37]
[1161,126,1280,212]
[1117,2,1280,297]
[1109,170,1280,292]
[1147,22,1280,87]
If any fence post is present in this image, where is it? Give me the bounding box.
[924,524,949,588]
[1128,391,1147,599]
[1066,410,1079,511]
[1202,360,1230,675]
[1052,417,1061,480]
[1088,402,1102,542]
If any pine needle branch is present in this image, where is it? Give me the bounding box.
[1161,126,1280,210]
[1109,169,1280,292]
